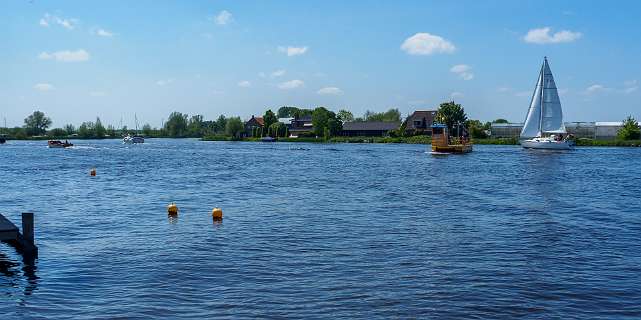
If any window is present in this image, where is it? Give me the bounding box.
[413,120,422,127]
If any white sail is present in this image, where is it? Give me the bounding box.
[520,57,565,138]
[540,59,566,134]
[520,66,543,138]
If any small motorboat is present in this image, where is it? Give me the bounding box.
[261,136,276,142]
[430,124,472,154]
[48,140,73,148]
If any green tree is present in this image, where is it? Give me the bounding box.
[435,101,467,134]
[277,106,301,118]
[215,115,227,133]
[142,124,153,136]
[48,128,67,138]
[617,116,641,140]
[269,122,286,137]
[337,109,354,122]
[78,122,95,138]
[187,114,204,137]
[466,119,488,139]
[107,125,116,137]
[364,108,401,122]
[95,117,106,138]
[225,117,244,139]
[327,117,343,136]
[164,112,188,137]
[312,107,332,137]
[24,110,52,136]
[493,118,509,124]
[263,109,278,129]
[64,124,75,135]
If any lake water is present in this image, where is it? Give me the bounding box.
[1,139,641,319]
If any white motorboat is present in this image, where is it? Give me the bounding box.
[520,57,572,150]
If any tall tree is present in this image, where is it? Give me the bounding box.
[263,109,278,128]
[64,124,75,135]
[187,114,204,137]
[277,106,300,118]
[364,108,401,122]
[435,101,467,134]
[215,115,227,133]
[164,112,188,137]
[617,116,641,140]
[337,109,354,122]
[225,117,244,139]
[24,110,52,136]
[95,117,106,138]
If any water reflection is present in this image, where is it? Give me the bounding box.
[0,249,39,298]
[168,215,178,224]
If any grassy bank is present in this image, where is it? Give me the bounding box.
[575,138,641,147]
[472,137,520,145]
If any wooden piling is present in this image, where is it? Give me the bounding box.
[0,212,37,258]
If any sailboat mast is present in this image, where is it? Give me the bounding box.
[538,57,546,136]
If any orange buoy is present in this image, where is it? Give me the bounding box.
[167,203,178,215]
[90,168,96,176]
[212,208,223,220]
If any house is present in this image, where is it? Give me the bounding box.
[244,115,264,137]
[278,118,294,129]
[341,121,401,137]
[288,115,314,137]
[406,110,437,135]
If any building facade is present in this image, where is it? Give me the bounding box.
[406,110,437,135]
[341,121,401,137]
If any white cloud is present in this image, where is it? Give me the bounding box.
[34,83,54,91]
[270,69,286,78]
[278,46,308,56]
[585,84,607,94]
[450,92,463,99]
[523,27,582,44]
[317,87,343,95]
[38,49,90,62]
[89,91,106,97]
[156,79,175,86]
[214,10,233,25]
[450,64,474,80]
[40,13,77,30]
[237,80,251,88]
[278,79,304,90]
[96,28,114,37]
[400,32,456,55]
[497,87,511,93]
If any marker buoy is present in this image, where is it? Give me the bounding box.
[212,208,223,220]
[90,168,96,176]
[167,203,178,215]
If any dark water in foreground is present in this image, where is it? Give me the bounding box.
[1,139,640,319]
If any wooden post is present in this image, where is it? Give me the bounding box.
[22,212,34,244]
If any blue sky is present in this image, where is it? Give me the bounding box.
[1,0,640,128]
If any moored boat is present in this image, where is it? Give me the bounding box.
[520,57,572,150]
[48,140,73,148]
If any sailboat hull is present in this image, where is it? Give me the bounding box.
[521,138,572,150]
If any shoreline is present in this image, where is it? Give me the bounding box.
[2,136,639,147]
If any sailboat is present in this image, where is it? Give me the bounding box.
[520,57,572,150]
[123,114,145,144]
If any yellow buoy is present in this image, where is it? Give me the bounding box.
[212,208,223,220]
[167,203,178,215]
[90,168,96,176]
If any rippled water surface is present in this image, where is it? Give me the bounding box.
[1,139,641,318]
